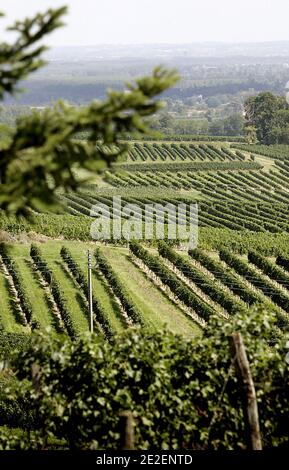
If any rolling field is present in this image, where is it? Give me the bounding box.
[0,241,202,338]
[1,141,289,339]
[64,142,289,234]
[1,238,289,339]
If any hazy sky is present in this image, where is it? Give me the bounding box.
[1,0,288,45]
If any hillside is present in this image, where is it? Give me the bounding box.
[1,141,289,341]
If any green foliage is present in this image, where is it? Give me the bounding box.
[0,331,31,359]
[0,307,288,449]
[0,244,38,328]
[2,207,289,253]
[220,249,289,329]
[189,248,263,306]
[94,248,144,326]
[149,112,244,138]
[60,246,113,338]
[30,244,75,337]
[244,92,289,145]
[0,124,14,148]
[244,126,258,144]
[158,241,245,316]
[222,113,244,137]
[130,242,215,322]
[0,7,67,99]
[125,143,246,164]
[276,254,289,272]
[0,372,35,430]
[0,7,178,214]
[232,143,289,160]
[248,251,289,291]
[0,332,34,430]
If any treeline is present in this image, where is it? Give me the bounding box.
[129,134,245,142]
[3,81,123,105]
[3,79,277,106]
[163,80,276,100]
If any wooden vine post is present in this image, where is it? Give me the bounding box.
[231,332,262,450]
[119,411,135,450]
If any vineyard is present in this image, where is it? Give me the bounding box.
[1,139,289,452]
[1,238,289,339]
[60,142,289,234]
[1,141,289,339]
[122,142,248,163]
[2,3,289,452]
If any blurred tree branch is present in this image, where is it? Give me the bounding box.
[0,7,179,214]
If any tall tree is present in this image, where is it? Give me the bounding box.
[244,92,289,145]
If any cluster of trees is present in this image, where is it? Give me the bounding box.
[244,92,289,144]
[208,113,244,136]
[159,91,289,142]
[2,73,281,108]
[151,112,244,136]
[156,88,289,145]
[163,80,275,101]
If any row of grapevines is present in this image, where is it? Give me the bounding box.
[276,255,289,272]
[219,249,289,328]
[129,242,215,321]
[30,244,76,338]
[158,241,244,315]
[208,145,231,161]
[129,143,239,163]
[94,248,144,326]
[248,251,289,291]
[232,144,289,159]
[188,248,263,306]
[60,247,113,338]
[225,149,245,161]
[200,202,264,232]
[0,245,37,328]
[179,144,196,160]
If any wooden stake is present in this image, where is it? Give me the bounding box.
[231,332,262,450]
[31,363,41,392]
[119,411,134,450]
[87,250,93,333]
